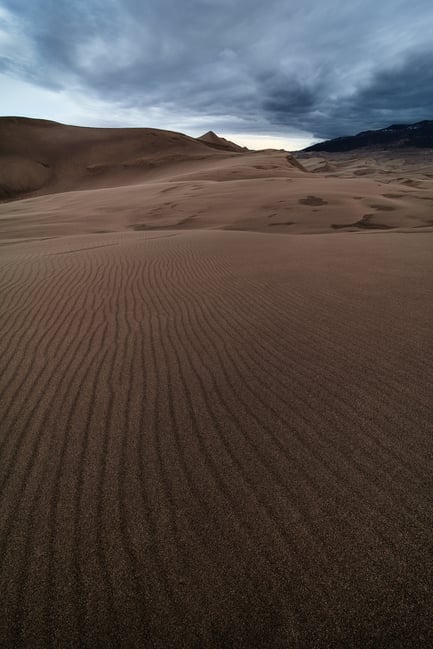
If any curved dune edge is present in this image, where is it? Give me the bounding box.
[1,168,433,239]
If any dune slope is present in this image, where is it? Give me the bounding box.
[0,120,433,648]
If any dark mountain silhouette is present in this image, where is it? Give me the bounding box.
[304,120,433,152]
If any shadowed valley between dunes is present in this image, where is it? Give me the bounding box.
[0,118,433,648]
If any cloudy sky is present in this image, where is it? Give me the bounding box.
[1,0,432,149]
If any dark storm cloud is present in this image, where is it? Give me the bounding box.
[1,0,433,137]
[261,49,433,139]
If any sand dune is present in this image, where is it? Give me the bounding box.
[0,117,241,200]
[1,120,433,647]
[2,119,433,239]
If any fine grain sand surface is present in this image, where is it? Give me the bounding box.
[1,119,433,648]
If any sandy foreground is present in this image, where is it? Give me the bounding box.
[1,123,433,647]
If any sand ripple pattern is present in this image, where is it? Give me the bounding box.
[0,230,432,648]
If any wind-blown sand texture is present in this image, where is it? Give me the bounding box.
[1,120,433,648]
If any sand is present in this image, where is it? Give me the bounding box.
[1,120,433,648]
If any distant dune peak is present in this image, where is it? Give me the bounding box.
[201,130,218,139]
[198,131,247,152]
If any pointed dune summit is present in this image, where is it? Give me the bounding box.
[198,130,248,153]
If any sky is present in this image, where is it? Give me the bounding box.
[1,0,432,150]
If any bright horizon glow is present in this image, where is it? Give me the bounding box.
[219,133,322,152]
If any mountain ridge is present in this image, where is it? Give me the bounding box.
[304,120,433,152]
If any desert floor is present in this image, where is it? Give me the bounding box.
[1,139,433,647]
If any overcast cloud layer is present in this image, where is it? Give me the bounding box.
[1,0,433,146]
